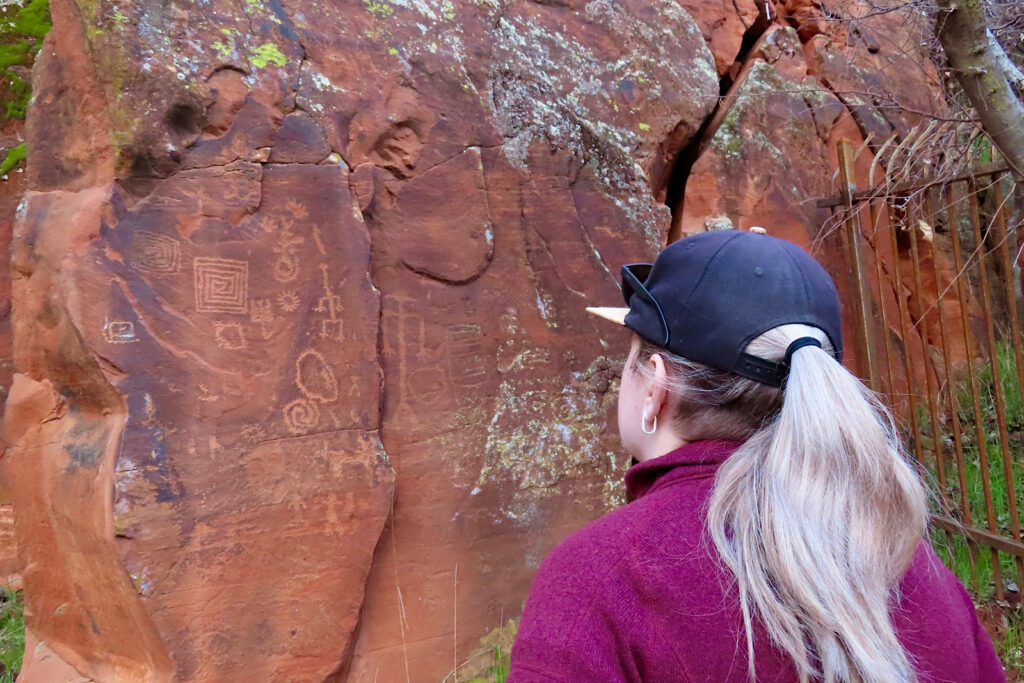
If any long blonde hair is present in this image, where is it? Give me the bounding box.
[632,324,928,682]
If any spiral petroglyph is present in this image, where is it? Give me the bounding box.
[194,257,249,314]
[283,398,320,435]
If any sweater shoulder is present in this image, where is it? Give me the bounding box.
[537,482,709,591]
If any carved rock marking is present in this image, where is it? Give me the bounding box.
[296,349,340,404]
[193,257,249,314]
[131,230,181,273]
[213,322,247,350]
[283,398,320,435]
[103,320,138,344]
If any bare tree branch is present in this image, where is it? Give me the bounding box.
[935,0,1024,180]
[988,29,1024,95]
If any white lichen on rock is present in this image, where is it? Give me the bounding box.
[476,313,626,522]
[708,59,828,167]
[485,1,716,245]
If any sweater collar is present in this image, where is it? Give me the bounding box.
[624,440,743,500]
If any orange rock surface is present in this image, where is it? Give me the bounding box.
[0,0,956,680]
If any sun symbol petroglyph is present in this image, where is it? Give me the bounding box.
[286,199,308,219]
[295,348,340,403]
[272,225,304,283]
[194,257,249,314]
[213,321,247,349]
[132,231,181,273]
[103,320,138,344]
[283,398,320,435]
[240,423,267,443]
[277,290,300,313]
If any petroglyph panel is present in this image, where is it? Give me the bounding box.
[193,257,249,314]
[27,114,389,680]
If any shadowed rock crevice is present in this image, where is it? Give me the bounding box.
[665,1,775,242]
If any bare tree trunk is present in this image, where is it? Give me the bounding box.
[935,0,1024,180]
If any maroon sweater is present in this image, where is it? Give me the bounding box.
[510,440,1004,682]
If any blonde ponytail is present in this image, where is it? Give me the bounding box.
[707,324,927,682]
[633,323,928,681]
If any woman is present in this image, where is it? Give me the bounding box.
[508,229,1002,682]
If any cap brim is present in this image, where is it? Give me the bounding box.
[585,306,628,326]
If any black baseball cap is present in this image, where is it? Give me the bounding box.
[586,229,843,387]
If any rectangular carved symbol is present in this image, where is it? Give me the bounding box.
[103,320,138,344]
[447,324,488,387]
[194,257,249,314]
[132,230,181,272]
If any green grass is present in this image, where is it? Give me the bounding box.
[1000,609,1024,672]
[923,339,1024,672]
[488,641,509,683]
[0,588,23,681]
[939,341,1024,542]
[926,341,1024,588]
[458,618,516,683]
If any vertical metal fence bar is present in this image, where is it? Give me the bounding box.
[820,160,1024,582]
[868,199,898,399]
[925,185,975,580]
[885,204,924,465]
[948,182,1004,598]
[993,172,1024,595]
[838,141,877,389]
[991,175,1024,399]
[907,199,951,506]
[967,176,1024,592]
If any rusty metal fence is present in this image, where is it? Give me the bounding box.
[818,140,1024,602]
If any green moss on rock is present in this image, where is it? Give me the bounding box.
[0,0,52,126]
[0,142,26,174]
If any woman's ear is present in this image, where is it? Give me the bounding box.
[645,352,670,419]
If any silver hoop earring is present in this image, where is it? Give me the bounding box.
[641,413,657,435]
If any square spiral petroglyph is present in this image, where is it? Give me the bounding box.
[194,257,249,314]
[132,230,181,272]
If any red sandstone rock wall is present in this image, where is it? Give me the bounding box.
[1,0,950,681]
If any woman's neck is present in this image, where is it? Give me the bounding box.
[633,431,688,463]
